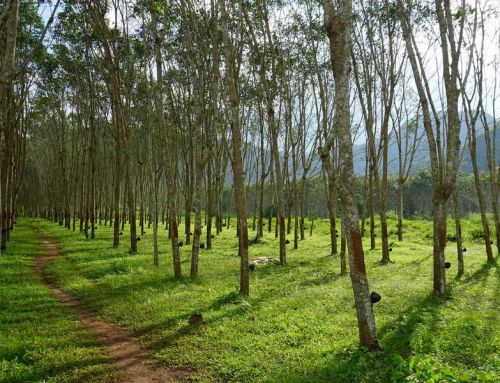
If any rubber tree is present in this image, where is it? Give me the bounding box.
[322,0,381,352]
[397,0,471,296]
[219,0,250,295]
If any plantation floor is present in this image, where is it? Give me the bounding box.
[33,232,188,383]
[0,222,113,382]
[1,217,499,382]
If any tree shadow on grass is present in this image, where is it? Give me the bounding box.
[299,270,344,287]
[80,274,205,313]
[460,257,498,284]
[278,267,498,383]
[278,259,498,382]
[142,303,248,353]
[60,247,107,256]
[267,346,396,383]
[9,354,113,383]
[248,257,329,280]
[377,292,441,357]
[378,257,496,358]
[136,289,272,352]
[406,252,433,266]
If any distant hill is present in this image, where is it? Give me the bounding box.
[226,112,499,184]
[352,111,499,175]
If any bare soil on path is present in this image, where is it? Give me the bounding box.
[33,232,190,383]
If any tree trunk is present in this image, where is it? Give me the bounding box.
[340,220,347,276]
[397,180,404,241]
[184,159,192,245]
[299,176,306,241]
[190,162,203,278]
[269,120,286,265]
[469,129,494,262]
[452,190,464,275]
[206,160,213,249]
[369,166,375,250]
[220,0,250,294]
[379,207,390,263]
[432,198,447,297]
[170,209,181,276]
[139,167,145,235]
[257,122,266,239]
[323,0,380,352]
[89,75,97,239]
[126,169,137,254]
[0,0,20,105]
[152,177,159,267]
[327,174,337,255]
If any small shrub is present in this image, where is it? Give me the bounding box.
[390,354,498,383]
[109,260,130,275]
[387,210,398,220]
[469,229,484,241]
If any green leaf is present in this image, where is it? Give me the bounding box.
[409,357,415,369]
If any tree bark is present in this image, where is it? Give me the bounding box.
[190,161,203,278]
[220,0,250,294]
[452,189,464,275]
[323,0,380,352]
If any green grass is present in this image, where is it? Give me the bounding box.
[0,222,114,383]
[3,216,499,382]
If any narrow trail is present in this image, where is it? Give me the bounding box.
[33,231,190,383]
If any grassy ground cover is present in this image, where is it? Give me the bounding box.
[2,216,498,382]
[0,221,114,383]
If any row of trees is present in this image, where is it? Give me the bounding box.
[2,0,499,352]
[0,0,60,250]
[22,168,495,233]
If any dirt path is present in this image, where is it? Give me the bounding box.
[33,235,190,383]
